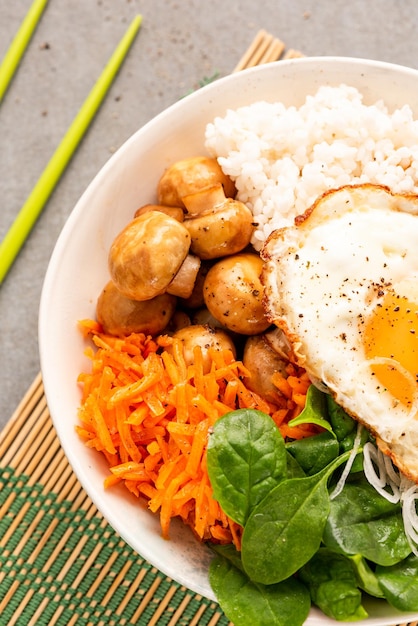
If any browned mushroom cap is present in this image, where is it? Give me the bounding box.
[97,281,177,336]
[183,185,254,260]
[157,156,236,208]
[134,204,184,222]
[203,253,271,335]
[108,211,191,301]
[191,307,232,332]
[167,309,192,333]
[168,324,236,373]
[242,334,289,405]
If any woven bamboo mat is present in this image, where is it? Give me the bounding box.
[0,31,417,626]
[0,376,229,626]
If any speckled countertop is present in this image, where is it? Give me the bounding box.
[2,0,418,429]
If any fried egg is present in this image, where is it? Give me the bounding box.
[261,184,418,483]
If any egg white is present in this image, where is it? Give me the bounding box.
[261,184,418,482]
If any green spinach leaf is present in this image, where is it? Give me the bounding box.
[209,550,311,626]
[285,450,306,478]
[286,431,340,475]
[323,477,411,566]
[241,451,352,584]
[376,553,418,611]
[348,554,384,598]
[326,394,356,440]
[206,409,287,526]
[288,384,333,433]
[299,548,368,621]
[211,542,244,569]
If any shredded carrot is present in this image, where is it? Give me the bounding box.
[76,322,319,548]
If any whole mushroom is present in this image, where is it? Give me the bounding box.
[97,281,177,336]
[203,252,270,335]
[242,333,289,404]
[157,156,236,208]
[168,324,236,373]
[182,184,254,260]
[108,211,197,301]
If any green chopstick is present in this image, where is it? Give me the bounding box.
[0,14,142,285]
[0,0,49,103]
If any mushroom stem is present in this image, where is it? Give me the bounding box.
[182,183,226,216]
[167,254,201,299]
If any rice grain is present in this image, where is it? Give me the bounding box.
[205,84,418,250]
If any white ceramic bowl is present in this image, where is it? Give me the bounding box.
[39,57,418,626]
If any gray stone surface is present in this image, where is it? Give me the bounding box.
[1,0,418,429]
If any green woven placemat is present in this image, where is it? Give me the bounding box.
[0,467,227,626]
[0,465,229,626]
[0,374,230,626]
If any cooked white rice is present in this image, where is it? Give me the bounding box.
[204,84,418,250]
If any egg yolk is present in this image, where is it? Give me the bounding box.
[364,290,418,407]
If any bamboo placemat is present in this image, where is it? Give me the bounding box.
[0,32,416,626]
